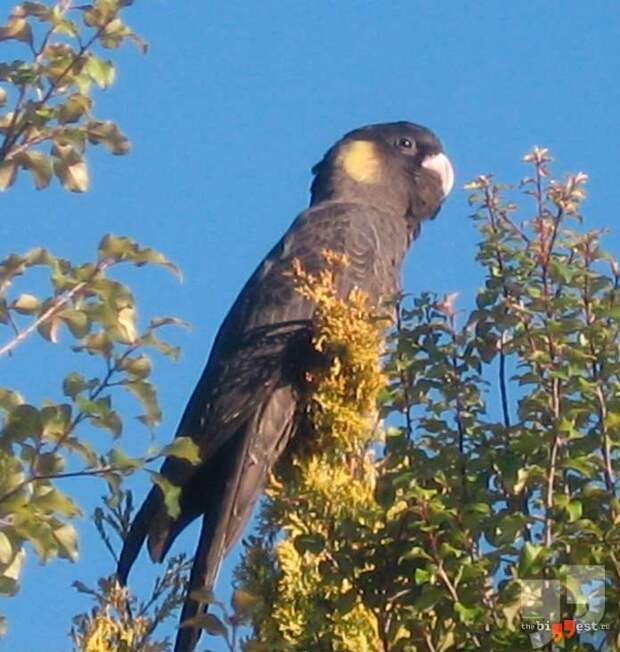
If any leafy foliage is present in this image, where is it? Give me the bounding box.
[0,3,204,647]
[0,234,198,633]
[0,0,145,192]
[235,152,620,651]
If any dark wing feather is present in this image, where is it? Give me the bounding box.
[117,201,409,652]
[174,385,297,652]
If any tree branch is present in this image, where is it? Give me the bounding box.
[0,259,109,357]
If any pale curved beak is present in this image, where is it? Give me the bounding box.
[422,152,454,198]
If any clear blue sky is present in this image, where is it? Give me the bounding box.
[2,2,619,651]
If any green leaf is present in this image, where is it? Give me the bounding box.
[99,18,128,49]
[399,546,433,563]
[40,403,71,441]
[82,6,105,27]
[75,395,111,418]
[74,331,112,357]
[97,234,134,260]
[3,404,42,441]
[53,523,78,562]
[476,290,497,309]
[53,156,88,193]
[114,305,137,344]
[62,372,90,399]
[10,293,40,314]
[16,151,53,190]
[108,447,141,472]
[64,437,98,467]
[60,309,90,338]
[141,331,181,361]
[0,387,23,412]
[96,236,182,279]
[454,601,481,625]
[0,549,24,596]
[415,585,444,611]
[567,500,583,523]
[462,501,492,529]
[51,141,82,166]
[0,531,12,564]
[149,316,190,330]
[72,580,96,596]
[86,120,130,155]
[91,410,123,437]
[0,160,17,191]
[561,455,596,476]
[122,380,161,427]
[150,472,181,519]
[57,93,92,124]
[33,487,81,518]
[163,437,201,465]
[21,3,52,20]
[118,354,152,379]
[131,247,181,279]
[84,55,115,88]
[518,543,544,577]
[52,17,78,37]
[492,513,529,545]
[127,32,148,54]
[33,451,64,475]
[414,568,432,584]
[0,16,33,44]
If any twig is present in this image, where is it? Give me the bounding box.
[0,460,153,506]
[50,341,138,456]
[596,386,615,496]
[544,378,561,548]
[428,525,482,648]
[483,185,512,428]
[0,86,27,162]
[0,259,110,357]
[0,283,86,356]
[424,632,437,652]
[498,332,510,428]
[0,11,117,162]
[395,298,414,440]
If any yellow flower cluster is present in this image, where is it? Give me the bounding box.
[249,250,390,651]
[290,250,389,451]
[72,581,151,652]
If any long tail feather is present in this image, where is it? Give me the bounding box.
[174,440,248,651]
[175,513,225,652]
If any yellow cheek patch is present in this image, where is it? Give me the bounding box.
[336,140,381,183]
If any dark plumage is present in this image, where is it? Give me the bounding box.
[117,121,453,652]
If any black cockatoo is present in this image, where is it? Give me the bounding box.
[117,121,453,652]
